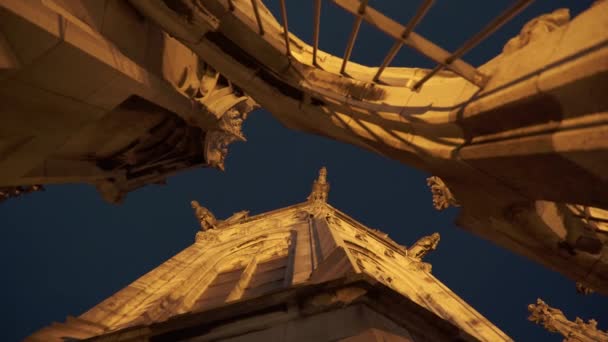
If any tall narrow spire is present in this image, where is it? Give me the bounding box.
[307,167,330,202]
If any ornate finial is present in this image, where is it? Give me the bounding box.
[0,185,44,203]
[407,232,440,261]
[528,298,608,342]
[307,167,330,203]
[426,176,459,211]
[191,200,218,231]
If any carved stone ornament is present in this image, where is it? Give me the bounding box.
[202,99,257,171]
[0,185,44,203]
[503,8,570,54]
[384,249,395,258]
[355,233,368,242]
[203,130,242,171]
[407,232,440,261]
[195,229,222,245]
[372,265,393,286]
[191,200,218,231]
[408,261,433,273]
[426,176,459,211]
[197,74,257,172]
[217,101,251,141]
[528,298,608,342]
[294,210,311,221]
[308,167,330,203]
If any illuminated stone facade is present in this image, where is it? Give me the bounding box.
[127,0,608,294]
[0,0,257,203]
[27,169,512,341]
[1,0,607,296]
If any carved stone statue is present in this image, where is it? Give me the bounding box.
[426,176,458,211]
[307,167,330,203]
[528,298,608,342]
[191,200,218,231]
[407,232,440,261]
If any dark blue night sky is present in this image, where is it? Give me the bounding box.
[2,1,606,341]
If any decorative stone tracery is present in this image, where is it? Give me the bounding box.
[191,200,218,231]
[528,298,608,342]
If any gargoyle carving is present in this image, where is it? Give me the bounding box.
[0,185,44,203]
[191,200,218,231]
[218,105,249,140]
[204,130,242,171]
[503,8,570,54]
[426,176,458,211]
[92,43,258,203]
[325,214,340,226]
[528,298,608,342]
[407,232,440,261]
[194,62,257,172]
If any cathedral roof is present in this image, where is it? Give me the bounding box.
[28,168,511,342]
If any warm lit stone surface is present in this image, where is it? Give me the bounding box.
[1,0,607,295]
[128,0,608,293]
[27,169,511,341]
[0,0,257,203]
